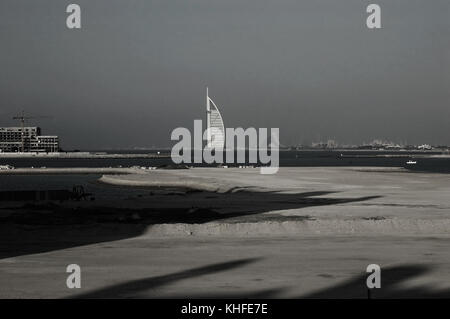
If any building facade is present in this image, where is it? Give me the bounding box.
[206,88,225,149]
[0,127,59,152]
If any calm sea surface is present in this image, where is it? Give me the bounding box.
[0,150,449,172]
[0,150,449,193]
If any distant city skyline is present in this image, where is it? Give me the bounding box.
[1,0,449,149]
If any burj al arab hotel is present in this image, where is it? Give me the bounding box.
[206,87,225,149]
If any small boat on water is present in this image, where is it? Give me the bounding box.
[406,160,417,165]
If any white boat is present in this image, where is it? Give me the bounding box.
[406,160,417,165]
[0,165,14,170]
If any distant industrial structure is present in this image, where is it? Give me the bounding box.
[291,139,448,151]
[0,126,59,153]
[0,112,59,153]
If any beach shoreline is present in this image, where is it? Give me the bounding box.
[1,166,450,298]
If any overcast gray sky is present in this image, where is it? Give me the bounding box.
[1,0,449,149]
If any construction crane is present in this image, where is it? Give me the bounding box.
[12,111,52,152]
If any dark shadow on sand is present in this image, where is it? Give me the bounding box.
[302,264,450,298]
[70,262,450,299]
[0,190,381,259]
[70,257,272,299]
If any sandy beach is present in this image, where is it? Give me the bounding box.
[1,167,449,298]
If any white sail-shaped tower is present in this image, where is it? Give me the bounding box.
[206,87,225,149]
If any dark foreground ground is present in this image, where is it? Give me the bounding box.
[0,234,449,298]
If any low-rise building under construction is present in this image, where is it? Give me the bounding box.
[0,126,59,152]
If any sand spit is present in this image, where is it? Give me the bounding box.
[98,166,410,191]
[94,167,450,236]
[99,172,242,193]
[144,218,450,237]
